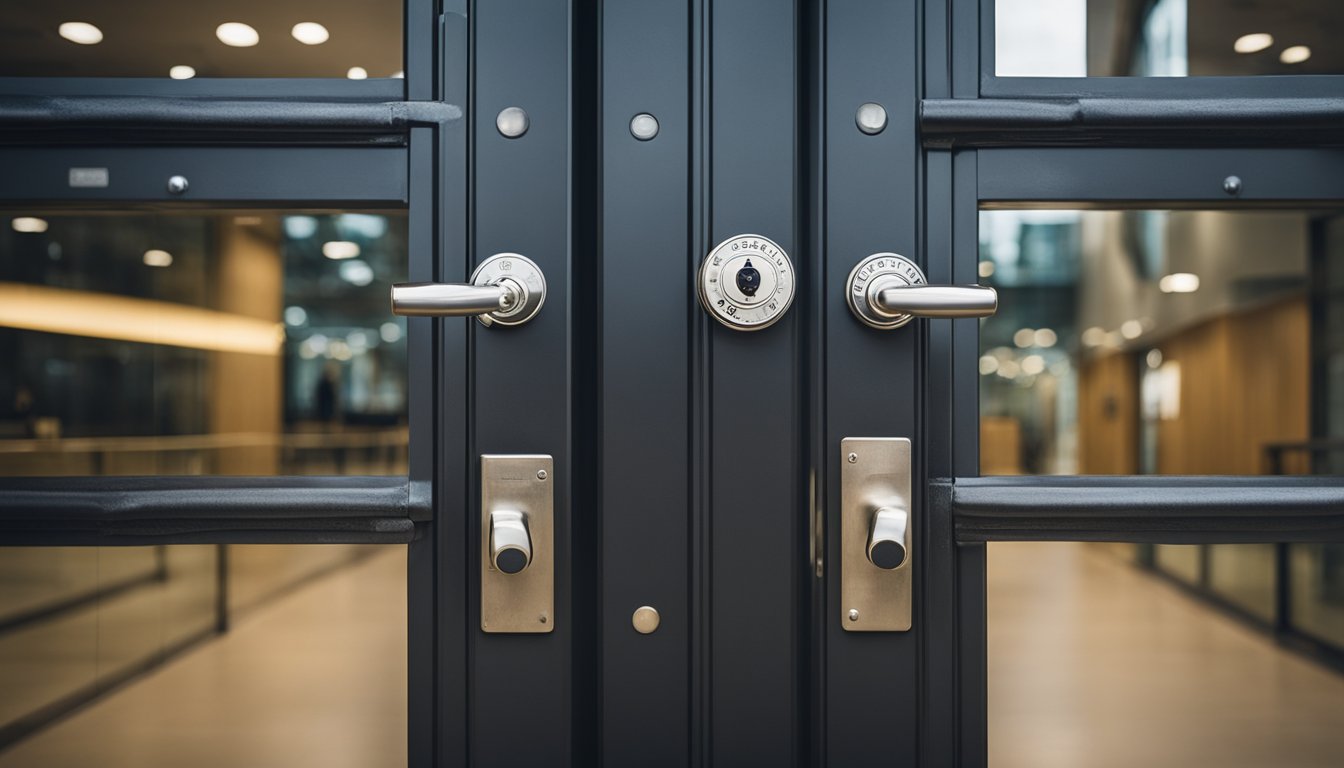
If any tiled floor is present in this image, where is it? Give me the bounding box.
[4,542,1344,766]
[989,542,1344,768]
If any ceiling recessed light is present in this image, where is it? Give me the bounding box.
[12,217,49,233]
[1280,45,1311,64]
[322,240,361,260]
[291,22,329,45]
[216,22,260,47]
[143,249,174,267]
[347,66,368,80]
[169,65,196,80]
[59,22,103,45]
[1120,319,1144,339]
[1233,33,1273,54]
[1159,272,1200,293]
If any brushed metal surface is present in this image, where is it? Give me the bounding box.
[841,437,912,631]
[481,454,554,633]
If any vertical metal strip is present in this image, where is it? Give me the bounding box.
[598,0,693,764]
[823,0,921,764]
[470,0,574,764]
[706,0,803,763]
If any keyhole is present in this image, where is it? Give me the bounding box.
[736,260,761,297]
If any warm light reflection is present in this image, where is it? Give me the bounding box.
[0,282,283,356]
[1281,45,1312,64]
[216,22,260,48]
[58,22,103,45]
[1159,272,1200,293]
[1234,33,1274,54]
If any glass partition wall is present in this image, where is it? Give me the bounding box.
[979,206,1344,659]
[0,207,410,756]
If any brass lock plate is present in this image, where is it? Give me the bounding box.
[481,454,554,633]
[841,437,912,632]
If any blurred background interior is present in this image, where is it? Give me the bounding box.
[3,0,1344,766]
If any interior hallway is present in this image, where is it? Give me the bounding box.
[4,542,1344,765]
[0,546,407,768]
[990,542,1344,768]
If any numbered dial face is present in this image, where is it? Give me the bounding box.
[698,234,795,331]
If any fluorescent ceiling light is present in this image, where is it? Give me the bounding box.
[1280,45,1311,64]
[0,282,282,356]
[291,22,329,45]
[1159,272,1200,293]
[347,66,368,80]
[216,22,260,47]
[142,249,173,267]
[322,240,360,260]
[1233,33,1273,54]
[59,22,103,45]
[169,65,196,80]
[11,217,49,233]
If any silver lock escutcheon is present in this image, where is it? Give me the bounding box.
[698,234,795,331]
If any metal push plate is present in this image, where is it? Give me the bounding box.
[841,438,912,631]
[481,454,554,633]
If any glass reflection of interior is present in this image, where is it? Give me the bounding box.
[979,206,1344,659]
[0,210,409,477]
[996,0,1344,77]
[0,544,407,764]
[3,3,402,79]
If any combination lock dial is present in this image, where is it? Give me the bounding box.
[697,233,795,331]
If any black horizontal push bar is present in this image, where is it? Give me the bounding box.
[0,476,427,545]
[920,97,1344,148]
[946,476,1344,544]
[0,97,462,145]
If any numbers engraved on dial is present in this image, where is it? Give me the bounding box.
[699,234,795,330]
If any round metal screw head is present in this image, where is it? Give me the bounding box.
[1223,175,1242,196]
[630,112,660,141]
[855,102,888,135]
[166,175,189,195]
[539,613,548,624]
[632,605,661,634]
[848,609,859,622]
[496,106,530,139]
[847,452,858,464]
[536,469,548,481]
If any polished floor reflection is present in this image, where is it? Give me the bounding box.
[0,547,406,768]
[990,542,1344,768]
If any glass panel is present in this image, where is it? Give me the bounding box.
[0,544,405,765]
[1154,543,1201,585]
[979,208,1327,478]
[3,3,403,79]
[1292,543,1344,645]
[1208,542,1276,621]
[996,0,1344,77]
[989,541,1344,768]
[0,209,409,477]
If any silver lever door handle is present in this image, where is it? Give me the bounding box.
[873,284,997,319]
[391,252,546,327]
[847,252,997,329]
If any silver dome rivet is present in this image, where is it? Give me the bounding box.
[496,107,530,139]
[1223,175,1242,196]
[856,102,887,135]
[630,112,659,141]
[166,175,189,195]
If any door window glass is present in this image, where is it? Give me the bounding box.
[0,209,409,476]
[0,543,406,766]
[3,3,403,79]
[996,0,1344,77]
